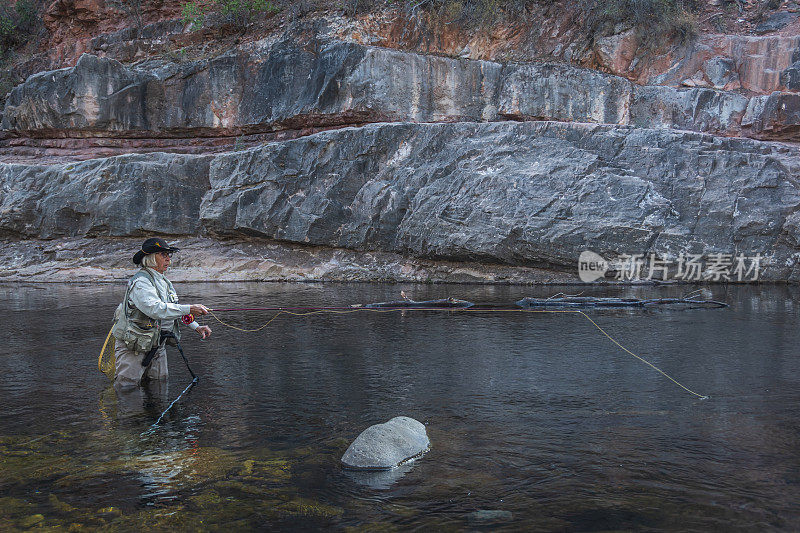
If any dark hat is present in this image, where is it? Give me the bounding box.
[133,237,181,265]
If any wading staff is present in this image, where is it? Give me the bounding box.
[151,331,199,426]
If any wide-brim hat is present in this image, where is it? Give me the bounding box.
[133,237,181,265]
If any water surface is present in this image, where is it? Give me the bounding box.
[0,283,798,531]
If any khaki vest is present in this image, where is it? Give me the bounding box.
[111,269,181,353]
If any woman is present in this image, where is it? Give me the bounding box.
[112,237,212,387]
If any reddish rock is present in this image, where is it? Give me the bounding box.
[42,0,183,66]
[593,29,638,75]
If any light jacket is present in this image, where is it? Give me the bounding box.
[112,268,198,353]
[128,268,198,332]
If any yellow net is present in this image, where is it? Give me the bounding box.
[99,327,116,380]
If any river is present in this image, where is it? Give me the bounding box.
[0,282,797,531]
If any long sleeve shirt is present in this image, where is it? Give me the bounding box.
[128,268,198,332]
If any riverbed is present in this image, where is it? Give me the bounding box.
[1,283,797,531]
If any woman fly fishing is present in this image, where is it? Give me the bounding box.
[110,238,212,388]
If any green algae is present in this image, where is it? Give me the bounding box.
[239,457,292,483]
[96,507,122,518]
[0,432,72,451]
[47,494,77,515]
[186,499,257,528]
[0,449,77,485]
[0,497,34,519]
[96,506,209,532]
[18,514,45,528]
[384,503,418,519]
[276,497,343,520]
[0,435,346,531]
[188,490,223,510]
[213,480,275,497]
[56,446,237,492]
[170,447,238,484]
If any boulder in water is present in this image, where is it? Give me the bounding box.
[341,416,429,470]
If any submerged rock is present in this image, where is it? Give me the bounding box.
[18,514,45,527]
[468,509,513,523]
[276,497,344,520]
[341,416,429,471]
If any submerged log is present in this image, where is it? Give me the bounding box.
[364,298,474,309]
[515,296,728,309]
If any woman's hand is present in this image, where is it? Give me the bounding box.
[190,304,210,316]
[196,325,212,339]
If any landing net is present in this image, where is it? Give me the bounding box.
[98,327,116,380]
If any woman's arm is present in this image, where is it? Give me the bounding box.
[183,315,212,339]
[129,278,189,320]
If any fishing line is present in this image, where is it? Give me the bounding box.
[206,306,709,400]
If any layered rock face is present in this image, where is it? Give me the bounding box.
[1,35,799,282]
[3,38,798,144]
[2,120,799,280]
[201,122,800,277]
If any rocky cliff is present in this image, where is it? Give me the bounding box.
[1,2,799,283]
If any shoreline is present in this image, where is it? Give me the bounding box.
[0,237,785,285]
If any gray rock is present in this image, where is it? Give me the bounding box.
[630,85,748,134]
[3,121,800,280]
[0,236,571,283]
[742,91,800,140]
[343,463,414,489]
[780,60,800,90]
[0,153,211,238]
[755,12,797,35]
[2,39,503,134]
[89,19,185,63]
[200,121,800,279]
[497,62,632,124]
[704,56,739,89]
[341,416,429,470]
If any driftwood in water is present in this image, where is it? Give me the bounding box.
[515,296,728,309]
[364,297,474,309]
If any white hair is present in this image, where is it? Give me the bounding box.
[141,253,159,269]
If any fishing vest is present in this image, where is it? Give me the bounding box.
[111,268,181,354]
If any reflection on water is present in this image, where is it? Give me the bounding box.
[344,463,416,490]
[0,282,799,530]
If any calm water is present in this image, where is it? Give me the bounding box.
[0,282,798,531]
